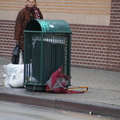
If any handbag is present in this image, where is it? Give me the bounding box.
[11,42,20,64]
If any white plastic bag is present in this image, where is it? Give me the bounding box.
[18,51,23,64]
[3,63,24,88]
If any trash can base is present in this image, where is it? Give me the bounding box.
[24,84,46,92]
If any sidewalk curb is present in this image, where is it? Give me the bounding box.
[0,92,120,118]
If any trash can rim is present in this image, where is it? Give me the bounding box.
[25,19,72,33]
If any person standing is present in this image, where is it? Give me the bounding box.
[14,0,43,60]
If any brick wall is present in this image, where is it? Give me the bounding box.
[0,20,15,58]
[0,0,120,71]
[70,0,120,71]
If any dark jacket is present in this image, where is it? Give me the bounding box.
[14,6,43,50]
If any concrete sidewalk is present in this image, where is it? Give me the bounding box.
[0,57,120,118]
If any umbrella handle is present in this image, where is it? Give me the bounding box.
[68,86,88,93]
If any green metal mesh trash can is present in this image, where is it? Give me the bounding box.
[24,19,72,91]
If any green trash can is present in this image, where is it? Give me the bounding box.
[24,19,72,91]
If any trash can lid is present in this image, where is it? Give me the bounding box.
[25,19,72,33]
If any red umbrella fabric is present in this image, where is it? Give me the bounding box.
[46,66,88,93]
